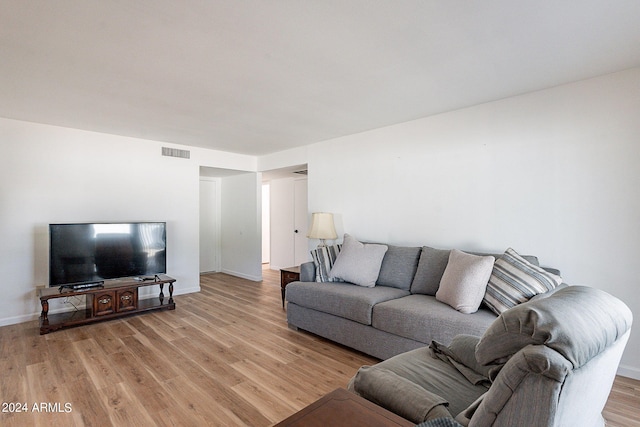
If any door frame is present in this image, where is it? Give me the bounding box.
[199,177,222,273]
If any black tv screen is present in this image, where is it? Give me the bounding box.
[49,222,166,287]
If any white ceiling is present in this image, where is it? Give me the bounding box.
[2,1,640,156]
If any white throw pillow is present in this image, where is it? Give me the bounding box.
[328,234,388,287]
[436,249,495,314]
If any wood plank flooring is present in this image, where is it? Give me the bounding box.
[1,268,638,426]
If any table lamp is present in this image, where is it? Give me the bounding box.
[307,212,337,247]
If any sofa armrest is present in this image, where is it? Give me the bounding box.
[470,345,571,426]
[300,261,316,282]
[352,366,453,423]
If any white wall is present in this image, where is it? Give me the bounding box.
[2,67,639,379]
[0,118,260,325]
[258,145,308,172]
[307,68,640,379]
[220,173,262,281]
[0,118,205,325]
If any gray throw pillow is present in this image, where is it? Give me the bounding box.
[436,250,495,314]
[328,234,388,287]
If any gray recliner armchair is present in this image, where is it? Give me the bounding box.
[348,286,632,427]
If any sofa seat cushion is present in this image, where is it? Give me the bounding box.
[372,294,497,345]
[430,335,500,384]
[285,281,409,325]
[353,347,489,418]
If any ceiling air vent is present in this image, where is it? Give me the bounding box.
[162,147,190,159]
[293,169,308,175]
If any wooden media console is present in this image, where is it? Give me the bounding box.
[39,274,175,334]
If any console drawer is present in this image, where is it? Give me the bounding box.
[93,291,115,316]
[116,289,138,312]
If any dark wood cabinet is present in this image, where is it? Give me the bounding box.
[39,275,175,334]
[116,289,138,312]
[280,266,300,308]
[93,291,116,316]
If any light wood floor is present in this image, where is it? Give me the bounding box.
[1,269,638,426]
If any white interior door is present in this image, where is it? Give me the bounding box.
[262,184,270,264]
[294,179,309,266]
[199,178,220,273]
[268,177,308,269]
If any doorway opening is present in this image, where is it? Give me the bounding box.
[261,164,308,270]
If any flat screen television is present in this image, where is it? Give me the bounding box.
[49,222,166,287]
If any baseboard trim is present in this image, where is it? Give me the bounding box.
[0,313,39,327]
[617,364,640,380]
[221,269,262,282]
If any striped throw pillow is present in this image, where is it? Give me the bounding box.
[310,244,342,282]
[483,247,562,315]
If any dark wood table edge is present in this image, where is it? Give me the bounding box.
[280,266,300,308]
[273,388,414,426]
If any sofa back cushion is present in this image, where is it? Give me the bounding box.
[376,245,422,290]
[476,285,633,368]
[410,247,451,295]
[410,246,542,296]
[286,281,409,325]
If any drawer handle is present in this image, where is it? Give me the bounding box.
[121,295,131,301]
[98,298,111,304]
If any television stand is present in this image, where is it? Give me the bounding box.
[39,274,176,334]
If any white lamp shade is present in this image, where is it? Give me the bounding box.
[307,212,338,240]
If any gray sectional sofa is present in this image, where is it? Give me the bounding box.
[285,243,559,360]
[347,285,632,426]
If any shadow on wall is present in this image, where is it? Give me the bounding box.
[33,224,49,287]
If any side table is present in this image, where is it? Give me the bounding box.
[273,388,413,426]
[280,266,300,308]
